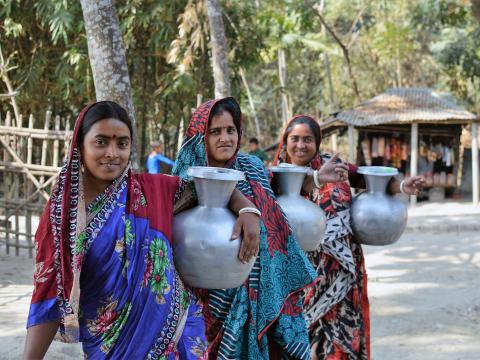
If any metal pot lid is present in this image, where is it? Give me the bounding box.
[187,166,245,181]
[357,166,398,176]
[270,163,309,173]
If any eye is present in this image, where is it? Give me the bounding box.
[118,140,130,148]
[305,137,314,143]
[227,127,236,134]
[95,138,106,145]
[208,128,220,135]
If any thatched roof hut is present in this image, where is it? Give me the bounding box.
[331,88,476,125]
[322,88,479,204]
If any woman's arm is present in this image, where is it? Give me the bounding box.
[228,189,261,264]
[302,154,349,193]
[388,176,425,195]
[23,321,60,360]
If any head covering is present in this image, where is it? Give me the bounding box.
[173,98,318,359]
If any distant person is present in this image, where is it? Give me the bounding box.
[248,137,268,163]
[146,140,175,174]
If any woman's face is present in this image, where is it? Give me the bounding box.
[81,118,131,182]
[206,111,239,167]
[285,123,317,166]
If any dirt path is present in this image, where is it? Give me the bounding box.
[366,231,480,360]
[0,230,479,359]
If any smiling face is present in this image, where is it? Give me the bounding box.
[80,118,131,182]
[206,111,239,168]
[285,123,318,166]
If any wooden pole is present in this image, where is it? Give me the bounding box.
[52,115,61,167]
[472,119,479,205]
[331,133,338,153]
[410,122,418,206]
[40,110,52,185]
[348,125,355,163]
[26,114,34,257]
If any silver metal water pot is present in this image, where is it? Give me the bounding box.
[270,165,326,251]
[351,166,408,245]
[172,166,255,289]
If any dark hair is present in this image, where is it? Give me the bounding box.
[77,101,133,145]
[283,116,322,149]
[249,137,259,144]
[209,98,242,134]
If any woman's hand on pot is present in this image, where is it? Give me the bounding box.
[232,212,260,263]
[316,153,349,184]
[402,176,425,196]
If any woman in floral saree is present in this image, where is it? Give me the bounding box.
[274,115,424,360]
[173,97,318,359]
[23,101,259,359]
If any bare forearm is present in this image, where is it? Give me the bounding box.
[23,321,60,360]
[388,178,401,194]
[228,188,256,214]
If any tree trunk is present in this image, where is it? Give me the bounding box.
[278,48,291,124]
[80,0,138,166]
[239,67,261,140]
[206,0,231,98]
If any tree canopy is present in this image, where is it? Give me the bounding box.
[1,0,479,161]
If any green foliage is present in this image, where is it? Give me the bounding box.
[1,0,479,155]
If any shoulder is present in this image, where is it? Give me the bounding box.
[133,173,180,192]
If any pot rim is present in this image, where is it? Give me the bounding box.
[187,166,245,181]
[357,166,398,176]
[270,163,309,174]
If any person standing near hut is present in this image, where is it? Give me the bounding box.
[23,101,261,359]
[274,115,424,360]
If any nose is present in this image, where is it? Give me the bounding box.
[219,129,229,142]
[296,140,306,149]
[105,143,118,158]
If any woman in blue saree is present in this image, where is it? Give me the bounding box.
[173,97,319,359]
[23,101,260,359]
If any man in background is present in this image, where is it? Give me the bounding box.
[248,137,268,164]
[146,141,175,174]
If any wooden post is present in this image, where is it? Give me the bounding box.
[331,133,338,154]
[40,110,52,185]
[53,115,61,167]
[348,125,355,163]
[26,114,35,257]
[410,122,419,206]
[4,112,11,254]
[64,116,71,160]
[472,119,479,205]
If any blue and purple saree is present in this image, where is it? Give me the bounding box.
[27,103,207,359]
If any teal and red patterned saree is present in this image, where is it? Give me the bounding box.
[173,98,318,359]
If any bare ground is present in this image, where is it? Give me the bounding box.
[0,230,479,359]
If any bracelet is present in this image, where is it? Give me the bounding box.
[239,207,261,217]
[400,180,408,195]
[313,170,322,188]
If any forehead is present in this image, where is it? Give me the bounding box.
[288,123,314,137]
[87,118,131,137]
[209,111,235,128]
